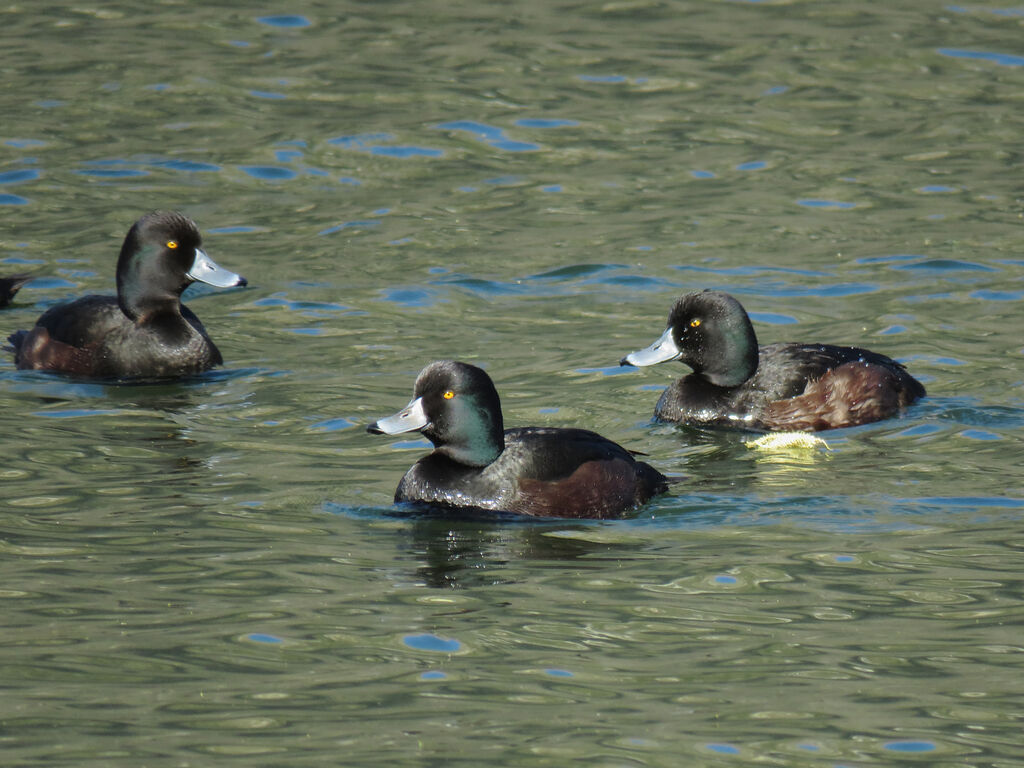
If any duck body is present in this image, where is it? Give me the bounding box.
[11,295,221,379]
[394,426,667,519]
[369,361,668,519]
[8,211,245,380]
[653,341,924,431]
[623,290,925,432]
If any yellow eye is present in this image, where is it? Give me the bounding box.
[166,240,178,249]
[442,390,455,400]
[690,318,701,328]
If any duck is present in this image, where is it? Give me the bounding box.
[0,274,33,308]
[620,289,925,431]
[7,211,246,380]
[367,360,669,519]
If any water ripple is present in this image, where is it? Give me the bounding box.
[239,165,297,180]
[256,15,312,28]
[937,47,1024,67]
[892,258,997,273]
[435,120,540,152]
[327,133,443,158]
[0,169,40,184]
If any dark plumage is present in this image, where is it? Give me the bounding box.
[0,274,32,308]
[368,360,669,519]
[620,290,926,431]
[7,212,246,380]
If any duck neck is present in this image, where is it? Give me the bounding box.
[697,320,759,388]
[117,245,185,323]
[431,402,505,468]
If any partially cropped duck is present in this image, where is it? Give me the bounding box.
[0,274,33,308]
[368,360,669,519]
[8,212,246,380]
[621,290,925,431]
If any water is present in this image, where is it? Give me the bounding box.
[2,1,1023,765]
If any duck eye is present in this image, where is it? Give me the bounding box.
[166,240,179,249]
[442,390,455,400]
[690,318,701,328]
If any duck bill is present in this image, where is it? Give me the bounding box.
[367,397,429,435]
[187,248,247,288]
[620,327,682,367]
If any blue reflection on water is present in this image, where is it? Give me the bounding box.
[208,226,263,234]
[377,287,439,307]
[436,120,540,152]
[575,366,634,377]
[425,264,674,301]
[310,417,357,432]
[893,258,996,273]
[748,311,798,325]
[247,633,284,644]
[251,90,287,99]
[884,740,935,752]
[239,165,297,180]
[855,253,921,265]
[0,169,40,184]
[544,668,574,677]
[515,118,579,128]
[483,175,522,186]
[961,429,1000,441]
[938,47,1024,66]
[36,409,124,419]
[797,199,858,209]
[156,159,220,172]
[578,74,628,83]
[970,289,1023,300]
[403,633,461,652]
[706,743,740,754]
[328,133,443,158]
[252,294,355,313]
[736,282,878,298]
[375,146,439,158]
[0,194,29,205]
[256,15,311,28]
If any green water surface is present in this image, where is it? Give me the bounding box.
[2,2,1023,765]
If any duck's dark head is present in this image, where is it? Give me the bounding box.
[621,289,759,387]
[368,360,505,467]
[116,211,247,321]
